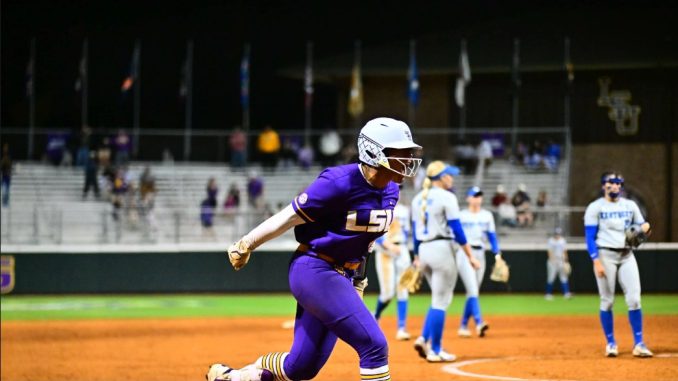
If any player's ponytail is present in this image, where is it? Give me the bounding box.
[420,161,446,225]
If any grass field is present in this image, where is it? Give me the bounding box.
[2,293,678,321]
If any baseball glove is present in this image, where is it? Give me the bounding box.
[490,254,510,283]
[563,261,572,277]
[625,224,650,248]
[228,239,252,271]
[399,265,423,294]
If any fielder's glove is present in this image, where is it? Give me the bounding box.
[625,224,650,248]
[228,239,252,271]
[398,265,423,294]
[490,254,510,283]
[563,261,572,277]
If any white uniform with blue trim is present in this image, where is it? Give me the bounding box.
[456,208,495,292]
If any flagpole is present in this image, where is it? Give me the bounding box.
[304,41,313,146]
[242,43,251,136]
[133,39,141,158]
[408,39,416,126]
[27,38,36,160]
[350,40,363,131]
[511,38,520,151]
[183,39,194,161]
[459,39,467,140]
[564,37,572,129]
[81,38,89,129]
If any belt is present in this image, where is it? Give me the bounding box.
[599,247,630,253]
[297,244,361,271]
[471,245,483,250]
[422,236,452,243]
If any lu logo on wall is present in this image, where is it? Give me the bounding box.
[1,255,15,294]
[597,77,641,136]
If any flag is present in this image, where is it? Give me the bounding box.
[455,39,471,108]
[179,59,188,98]
[564,37,574,88]
[304,42,313,109]
[348,40,364,118]
[25,55,34,98]
[75,39,87,92]
[240,44,250,109]
[407,39,419,106]
[511,38,521,92]
[121,41,140,92]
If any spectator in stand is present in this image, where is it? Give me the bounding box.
[111,168,129,221]
[224,182,241,212]
[1,143,12,207]
[201,177,219,237]
[229,127,247,169]
[544,140,562,172]
[82,151,100,200]
[454,139,477,175]
[280,136,300,169]
[246,170,264,210]
[318,126,343,167]
[477,139,494,170]
[536,189,548,221]
[113,129,132,167]
[513,141,528,165]
[524,140,544,170]
[341,143,358,164]
[511,183,534,227]
[75,126,92,167]
[45,132,68,166]
[97,137,112,171]
[491,184,508,208]
[497,200,518,228]
[297,144,314,170]
[139,166,157,232]
[257,124,281,171]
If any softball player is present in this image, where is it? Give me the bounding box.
[584,172,653,358]
[411,161,480,363]
[373,200,413,341]
[545,227,572,300]
[207,117,422,381]
[456,186,499,338]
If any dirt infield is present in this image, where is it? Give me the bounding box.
[2,315,677,381]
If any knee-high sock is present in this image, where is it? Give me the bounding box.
[469,296,483,325]
[561,281,570,295]
[546,282,554,295]
[628,309,644,345]
[396,300,407,329]
[256,352,290,381]
[461,298,473,327]
[374,299,391,321]
[599,310,616,344]
[421,306,434,341]
[429,308,446,354]
[360,365,391,381]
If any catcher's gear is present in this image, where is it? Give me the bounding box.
[563,261,572,277]
[625,224,649,248]
[228,239,252,271]
[490,254,510,283]
[353,277,368,299]
[398,265,423,293]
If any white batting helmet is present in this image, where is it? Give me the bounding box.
[357,117,422,177]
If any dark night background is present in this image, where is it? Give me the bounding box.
[2,1,677,139]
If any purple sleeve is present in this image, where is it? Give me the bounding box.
[291,171,342,223]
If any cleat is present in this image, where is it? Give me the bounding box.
[477,322,489,338]
[396,329,411,341]
[457,327,471,338]
[632,343,653,358]
[545,294,554,301]
[605,343,618,358]
[413,336,428,359]
[426,349,457,363]
[564,292,573,300]
[206,364,233,381]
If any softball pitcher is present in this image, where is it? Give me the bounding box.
[373,200,413,341]
[456,186,499,338]
[411,161,480,363]
[584,172,653,358]
[207,117,422,381]
[545,227,572,300]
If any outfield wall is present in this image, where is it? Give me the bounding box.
[2,243,677,294]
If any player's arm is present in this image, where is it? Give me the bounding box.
[375,236,399,257]
[584,204,605,277]
[485,212,501,255]
[448,218,480,269]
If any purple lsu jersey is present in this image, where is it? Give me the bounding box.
[291,164,400,263]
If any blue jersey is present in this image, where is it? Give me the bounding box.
[291,163,399,263]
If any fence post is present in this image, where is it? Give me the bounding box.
[174,211,181,244]
[32,204,39,244]
[101,209,109,243]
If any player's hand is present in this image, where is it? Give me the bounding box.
[228,238,252,271]
[593,258,606,278]
[469,256,481,270]
[353,277,368,299]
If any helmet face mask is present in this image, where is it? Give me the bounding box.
[357,117,422,178]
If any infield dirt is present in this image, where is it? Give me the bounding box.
[2,315,677,380]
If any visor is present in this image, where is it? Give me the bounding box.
[429,165,460,180]
[466,186,483,197]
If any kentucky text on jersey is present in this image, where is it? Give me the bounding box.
[599,211,634,219]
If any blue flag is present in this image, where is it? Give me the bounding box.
[407,40,419,106]
[240,44,250,109]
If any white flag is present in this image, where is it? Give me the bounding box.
[455,41,471,107]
